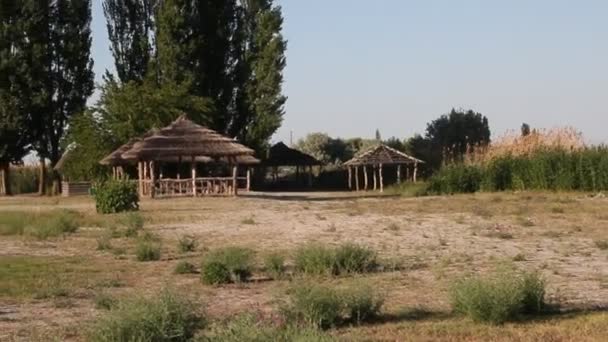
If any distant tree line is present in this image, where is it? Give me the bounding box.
[0,0,287,194]
[296,109,491,175]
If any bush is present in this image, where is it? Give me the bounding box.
[135,237,162,262]
[96,233,113,251]
[264,253,286,280]
[178,235,198,253]
[201,247,253,284]
[294,244,336,276]
[334,244,377,274]
[426,164,483,195]
[174,261,197,275]
[93,180,139,214]
[450,268,546,324]
[122,212,144,237]
[204,314,334,342]
[94,292,117,310]
[285,283,384,329]
[90,288,203,342]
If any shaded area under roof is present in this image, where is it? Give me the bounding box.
[344,144,424,166]
[263,142,323,167]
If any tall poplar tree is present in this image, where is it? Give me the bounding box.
[35,0,95,194]
[103,0,155,83]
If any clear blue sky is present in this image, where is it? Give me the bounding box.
[91,0,608,144]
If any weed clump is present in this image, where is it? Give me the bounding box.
[135,234,161,262]
[294,244,336,276]
[594,240,608,250]
[201,247,253,284]
[294,243,378,276]
[450,268,546,324]
[90,288,202,341]
[23,210,79,239]
[122,212,144,237]
[174,261,197,275]
[263,253,286,280]
[178,235,198,253]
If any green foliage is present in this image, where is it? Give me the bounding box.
[263,253,286,280]
[94,292,117,310]
[121,212,144,237]
[334,244,377,274]
[90,288,203,342]
[294,244,336,276]
[178,235,198,253]
[204,314,334,342]
[450,268,546,324]
[427,147,608,194]
[201,247,254,284]
[174,261,197,275]
[285,283,384,330]
[93,180,139,214]
[0,210,79,239]
[135,236,162,262]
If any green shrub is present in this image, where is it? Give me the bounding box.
[22,210,79,240]
[200,261,231,285]
[334,244,377,274]
[294,244,336,276]
[90,288,202,341]
[174,261,197,275]
[450,268,546,324]
[285,283,384,329]
[94,292,117,310]
[264,253,286,280]
[178,235,198,253]
[93,180,139,214]
[426,164,483,195]
[204,314,334,342]
[201,247,253,284]
[135,237,161,262]
[122,212,144,237]
[287,283,342,329]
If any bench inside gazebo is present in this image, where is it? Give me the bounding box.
[100,115,259,198]
[344,144,424,192]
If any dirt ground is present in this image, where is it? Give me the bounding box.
[1,191,607,341]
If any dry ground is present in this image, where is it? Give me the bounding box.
[1,191,607,341]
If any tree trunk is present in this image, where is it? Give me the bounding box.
[0,163,11,196]
[51,169,62,196]
[38,158,47,196]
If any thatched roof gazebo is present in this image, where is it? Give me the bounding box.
[344,144,424,192]
[263,142,323,187]
[102,115,258,198]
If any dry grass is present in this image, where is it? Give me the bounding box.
[0,191,607,340]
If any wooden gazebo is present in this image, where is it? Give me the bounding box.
[344,144,424,192]
[100,115,259,198]
[263,142,323,187]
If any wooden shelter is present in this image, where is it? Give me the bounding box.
[101,115,259,198]
[344,144,424,192]
[263,142,323,187]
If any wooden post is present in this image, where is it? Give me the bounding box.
[355,166,359,191]
[406,165,411,182]
[149,160,156,198]
[347,166,352,190]
[191,156,196,197]
[246,168,251,192]
[232,160,239,196]
[379,163,384,193]
[138,161,143,197]
[397,165,401,184]
[373,165,377,190]
[363,166,368,190]
[413,162,418,183]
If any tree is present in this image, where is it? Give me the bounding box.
[384,137,405,152]
[34,0,95,194]
[521,123,531,137]
[375,129,381,141]
[103,0,155,83]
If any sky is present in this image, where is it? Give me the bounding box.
[90,0,608,144]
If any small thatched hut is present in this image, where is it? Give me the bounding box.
[344,144,424,192]
[263,142,323,187]
[102,115,259,198]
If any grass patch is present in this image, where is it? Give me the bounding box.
[178,235,198,253]
[594,239,608,250]
[94,292,117,310]
[174,261,197,275]
[263,253,286,280]
[0,210,80,239]
[121,212,144,237]
[201,247,254,284]
[135,235,162,262]
[294,243,378,276]
[450,267,546,324]
[89,288,203,341]
[240,217,256,225]
[294,243,336,276]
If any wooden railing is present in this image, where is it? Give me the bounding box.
[137,177,249,198]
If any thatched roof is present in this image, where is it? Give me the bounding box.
[99,138,141,166]
[120,115,255,161]
[264,142,323,167]
[344,144,424,166]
